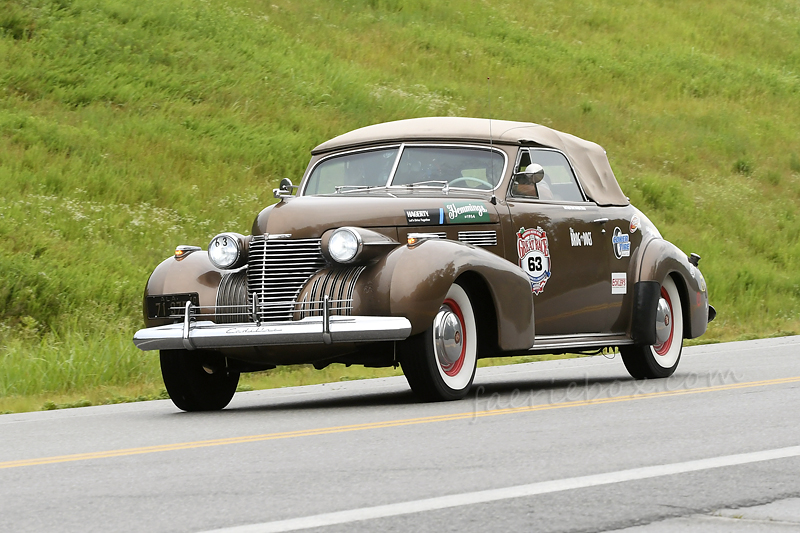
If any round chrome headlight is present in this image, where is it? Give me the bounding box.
[208,233,245,269]
[327,227,361,264]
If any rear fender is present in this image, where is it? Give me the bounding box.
[632,238,709,340]
[352,239,535,351]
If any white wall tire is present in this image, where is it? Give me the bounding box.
[621,276,684,379]
[400,282,478,401]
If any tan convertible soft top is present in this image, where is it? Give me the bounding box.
[312,117,629,207]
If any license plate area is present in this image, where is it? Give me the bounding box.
[147,293,200,319]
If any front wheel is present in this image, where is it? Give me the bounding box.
[399,282,478,401]
[620,276,684,379]
[160,350,239,411]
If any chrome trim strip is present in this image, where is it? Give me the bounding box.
[531,333,633,351]
[133,316,413,351]
[408,232,446,240]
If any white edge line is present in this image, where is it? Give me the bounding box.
[202,445,800,533]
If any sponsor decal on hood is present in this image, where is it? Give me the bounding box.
[445,202,490,224]
[405,208,444,226]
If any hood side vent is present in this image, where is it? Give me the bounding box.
[458,230,498,247]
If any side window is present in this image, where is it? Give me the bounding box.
[510,149,584,202]
[531,150,584,202]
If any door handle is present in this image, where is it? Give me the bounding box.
[592,218,609,233]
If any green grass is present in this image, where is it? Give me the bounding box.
[1,0,799,412]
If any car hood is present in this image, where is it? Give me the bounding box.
[252,193,500,238]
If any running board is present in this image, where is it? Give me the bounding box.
[530,333,633,353]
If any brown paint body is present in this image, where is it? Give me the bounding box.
[140,118,711,367]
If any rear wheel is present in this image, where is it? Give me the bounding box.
[621,276,683,379]
[160,350,239,411]
[399,282,478,401]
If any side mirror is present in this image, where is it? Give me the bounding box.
[279,178,294,192]
[516,163,545,184]
[273,178,298,200]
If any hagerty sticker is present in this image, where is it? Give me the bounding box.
[517,227,551,295]
[405,208,444,225]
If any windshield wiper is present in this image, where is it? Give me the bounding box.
[401,180,448,188]
[334,185,386,194]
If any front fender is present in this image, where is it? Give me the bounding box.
[143,252,224,327]
[633,238,710,340]
[353,239,535,351]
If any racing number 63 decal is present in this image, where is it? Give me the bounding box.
[517,227,551,295]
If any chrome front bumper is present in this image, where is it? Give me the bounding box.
[133,301,412,352]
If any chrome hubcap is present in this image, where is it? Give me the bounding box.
[655,297,672,346]
[433,307,463,369]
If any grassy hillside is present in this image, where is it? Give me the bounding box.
[1,0,799,409]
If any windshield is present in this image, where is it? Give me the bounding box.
[304,147,399,195]
[391,146,504,190]
[303,145,505,195]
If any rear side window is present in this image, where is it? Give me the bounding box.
[511,149,584,202]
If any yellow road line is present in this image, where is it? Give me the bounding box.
[2,376,799,470]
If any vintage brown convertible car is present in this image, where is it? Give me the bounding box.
[134,117,715,411]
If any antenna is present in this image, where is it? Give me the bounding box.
[488,77,497,205]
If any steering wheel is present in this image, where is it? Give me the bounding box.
[449,177,494,189]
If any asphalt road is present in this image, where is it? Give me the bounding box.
[1,336,799,533]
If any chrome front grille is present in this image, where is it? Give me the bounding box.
[247,236,327,322]
[458,230,498,247]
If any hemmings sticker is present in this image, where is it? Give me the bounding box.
[629,215,641,234]
[611,272,627,294]
[569,228,593,247]
[405,208,444,225]
[517,227,551,295]
[612,227,630,259]
[445,202,490,224]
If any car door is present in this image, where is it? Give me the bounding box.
[504,148,616,336]
[595,204,644,333]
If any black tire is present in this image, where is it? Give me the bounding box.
[160,350,239,411]
[399,282,478,401]
[620,276,684,379]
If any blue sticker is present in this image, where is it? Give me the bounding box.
[612,227,630,259]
